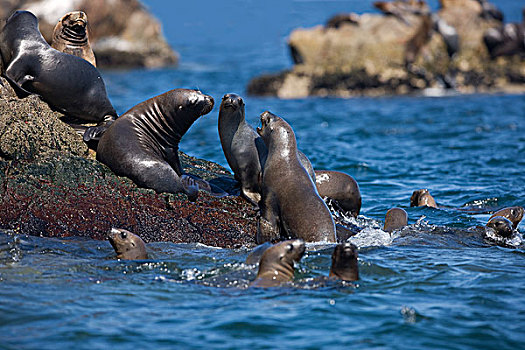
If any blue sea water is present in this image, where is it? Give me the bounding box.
[1,1,525,349]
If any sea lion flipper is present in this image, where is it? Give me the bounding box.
[181,175,199,202]
[165,147,183,175]
[83,115,116,142]
[257,193,281,243]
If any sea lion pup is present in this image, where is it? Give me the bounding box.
[315,170,361,218]
[108,228,148,260]
[410,189,437,208]
[488,206,524,230]
[256,111,336,244]
[250,239,305,288]
[486,216,514,238]
[384,208,408,232]
[0,11,117,141]
[329,242,359,281]
[51,11,96,67]
[97,89,214,201]
[218,93,315,205]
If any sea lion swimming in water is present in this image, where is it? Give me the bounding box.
[256,111,336,244]
[315,170,361,218]
[250,239,305,288]
[51,11,96,67]
[384,207,408,232]
[0,11,117,141]
[329,242,359,281]
[410,189,437,208]
[108,228,148,260]
[486,216,513,238]
[97,89,215,201]
[488,206,524,230]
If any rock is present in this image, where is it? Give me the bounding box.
[247,0,525,97]
[0,78,257,248]
[0,0,178,68]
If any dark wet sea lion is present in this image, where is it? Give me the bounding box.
[483,9,525,58]
[410,189,437,208]
[97,89,214,201]
[329,242,359,281]
[250,239,305,288]
[0,11,117,141]
[51,11,96,67]
[488,206,524,230]
[108,228,148,260]
[325,13,360,29]
[384,207,408,232]
[218,93,315,205]
[315,170,361,217]
[256,111,336,244]
[245,242,272,265]
[486,216,513,238]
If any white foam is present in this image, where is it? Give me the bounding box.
[348,227,393,248]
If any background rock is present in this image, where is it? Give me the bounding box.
[0,0,178,68]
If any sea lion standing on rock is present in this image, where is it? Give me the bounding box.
[256,111,336,243]
[108,228,148,260]
[329,242,359,281]
[51,11,96,67]
[315,170,361,217]
[250,239,305,288]
[384,208,408,232]
[97,89,214,201]
[410,189,438,208]
[486,216,514,238]
[218,93,316,205]
[0,11,117,141]
[488,206,524,230]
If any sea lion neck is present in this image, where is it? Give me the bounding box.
[266,127,297,160]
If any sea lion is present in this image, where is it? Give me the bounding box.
[250,239,305,288]
[97,89,214,201]
[384,207,408,232]
[410,189,437,208]
[218,93,315,205]
[51,11,96,67]
[315,170,361,217]
[476,0,503,22]
[488,206,524,230]
[483,9,525,58]
[325,13,360,29]
[245,242,272,265]
[329,242,359,281]
[256,111,336,243]
[0,11,117,141]
[108,228,148,260]
[374,0,429,25]
[486,216,513,238]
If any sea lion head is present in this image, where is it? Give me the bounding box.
[329,242,359,281]
[108,228,148,260]
[410,189,437,208]
[57,11,88,40]
[256,111,295,150]
[257,239,305,282]
[488,206,524,230]
[219,93,245,121]
[384,207,408,232]
[173,89,215,118]
[486,216,514,238]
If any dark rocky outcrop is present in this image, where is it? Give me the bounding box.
[0,77,257,248]
[0,0,178,68]
[247,0,525,98]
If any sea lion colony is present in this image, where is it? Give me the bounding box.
[1,9,523,286]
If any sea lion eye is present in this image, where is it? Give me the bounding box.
[287,244,294,252]
[120,231,127,239]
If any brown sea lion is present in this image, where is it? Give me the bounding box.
[51,11,96,67]
[97,89,215,201]
[256,111,336,244]
[329,242,359,281]
[384,208,408,232]
[486,216,513,238]
[108,228,148,260]
[325,13,360,29]
[488,206,524,230]
[410,189,437,208]
[315,170,361,217]
[250,239,305,288]
[0,11,117,142]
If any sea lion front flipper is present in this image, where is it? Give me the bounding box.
[165,147,183,176]
[257,191,281,243]
[184,173,228,198]
[181,175,199,202]
[83,115,116,142]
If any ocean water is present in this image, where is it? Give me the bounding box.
[1,1,525,349]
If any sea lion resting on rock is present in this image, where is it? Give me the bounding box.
[97,89,214,201]
[51,11,96,67]
[384,207,408,232]
[256,111,336,243]
[488,206,524,230]
[250,239,305,288]
[108,228,148,260]
[410,189,437,208]
[315,170,361,218]
[218,93,315,205]
[0,11,117,141]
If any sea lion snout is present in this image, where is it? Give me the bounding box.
[221,93,243,109]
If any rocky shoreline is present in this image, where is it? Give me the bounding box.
[247,0,525,98]
[0,78,257,248]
